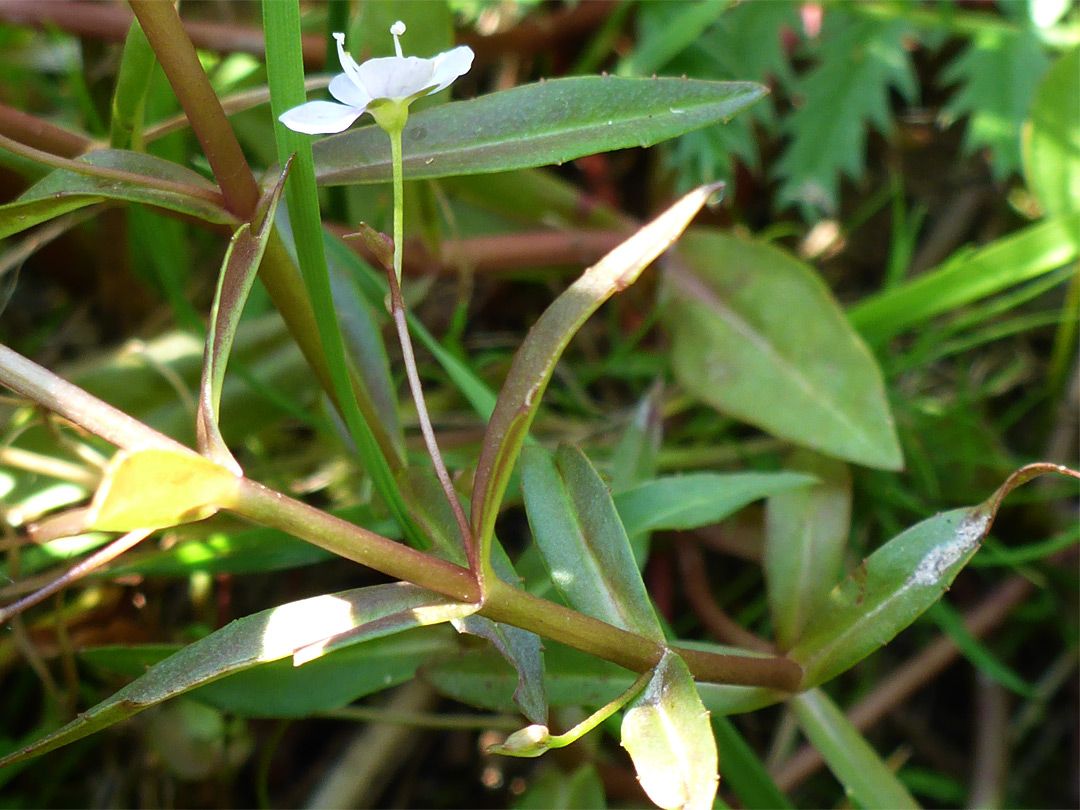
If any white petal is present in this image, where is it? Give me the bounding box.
[329,73,372,108]
[278,101,364,135]
[333,32,366,90]
[427,46,474,95]
[359,55,435,100]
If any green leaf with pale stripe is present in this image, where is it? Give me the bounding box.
[311,78,765,185]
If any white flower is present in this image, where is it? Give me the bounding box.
[279,22,474,135]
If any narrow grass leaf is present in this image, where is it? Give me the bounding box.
[263,0,424,548]
[621,652,718,810]
[711,716,793,810]
[312,78,765,185]
[849,214,1080,344]
[664,229,902,470]
[924,601,1037,698]
[791,688,919,809]
[615,471,816,537]
[523,444,665,641]
[765,452,852,649]
[0,583,467,766]
[472,183,720,576]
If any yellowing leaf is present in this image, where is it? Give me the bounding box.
[89,448,241,531]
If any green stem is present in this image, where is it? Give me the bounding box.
[390,125,405,282]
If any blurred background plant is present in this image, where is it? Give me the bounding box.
[0,0,1076,807]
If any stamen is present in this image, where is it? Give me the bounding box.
[390,21,406,58]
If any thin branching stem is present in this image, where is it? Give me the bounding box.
[385,267,477,572]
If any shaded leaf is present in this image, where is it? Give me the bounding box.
[523,444,665,641]
[423,641,785,718]
[513,763,607,810]
[312,77,765,185]
[198,161,290,472]
[81,628,454,718]
[0,149,233,240]
[791,688,919,809]
[0,583,469,766]
[765,452,852,649]
[615,471,817,537]
[664,230,902,469]
[711,715,793,809]
[621,652,717,810]
[775,14,916,214]
[472,183,721,576]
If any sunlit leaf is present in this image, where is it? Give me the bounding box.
[88,448,241,532]
[621,652,717,810]
[1022,47,1080,217]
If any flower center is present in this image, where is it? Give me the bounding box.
[390,20,406,58]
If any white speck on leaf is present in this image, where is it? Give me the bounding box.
[909,511,989,587]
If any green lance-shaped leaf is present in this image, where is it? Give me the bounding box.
[615,471,817,538]
[711,715,793,810]
[789,506,992,688]
[197,161,291,472]
[1021,47,1080,218]
[790,688,919,809]
[0,583,473,767]
[765,452,852,649]
[663,229,902,470]
[0,149,234,240]
[87,448,242,532]
[523,444,665,641]
[312,77,765,185]
[471,182,722,578]
[621,651,718,810]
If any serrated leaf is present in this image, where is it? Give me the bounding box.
[312,77,765,185]
[765,452,852,649]
[791,688,919,809]
[523,444,665,641]
[789,506,992,687]
[0,149,233,240]
[621,652,717,810]
[775,15,916,215]
[663,229,902,469]
[0,583,467,766]
[88,448,241,531]
[943,26,1050,179]
[615,471,817,537]
[472,183,721,575]
[1022,47,1080,216]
